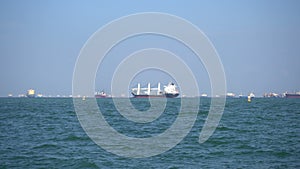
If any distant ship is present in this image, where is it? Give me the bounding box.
[26,89,35,98]
[95,91,107,98]
[226,92,235,98]
[263,92,280,98]
[131,82,179,98]
[238,94,246,98]
[285,92,300,98]
[201,93,208,97]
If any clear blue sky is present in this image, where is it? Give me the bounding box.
[0,0,299,96]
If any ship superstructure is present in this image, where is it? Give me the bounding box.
[26,89,35,98]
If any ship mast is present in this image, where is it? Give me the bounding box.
[147,83,151,95]
[157,83,161,95]
[137,83,140,95]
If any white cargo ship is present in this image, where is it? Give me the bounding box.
[131,82,179,98]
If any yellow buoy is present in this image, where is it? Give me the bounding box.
[247,95,251,102]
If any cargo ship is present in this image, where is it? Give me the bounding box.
[285,92,300,98]
[26,89,35,98]
[95,91,107,98]
[131,82,179,98]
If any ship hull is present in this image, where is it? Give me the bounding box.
[26,94,35,98]
[285,94,300,98]
[95,95,107,98]
[165,93,179,98]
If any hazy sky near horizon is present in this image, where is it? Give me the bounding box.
[0,0,299,96]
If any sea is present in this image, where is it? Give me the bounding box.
[0,97,299,168]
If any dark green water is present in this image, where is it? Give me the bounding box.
[0,98,299,168]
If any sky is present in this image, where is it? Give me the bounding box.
[0,0,299,97]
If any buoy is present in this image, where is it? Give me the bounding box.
[82,96,86,101]
[247,95,251,102]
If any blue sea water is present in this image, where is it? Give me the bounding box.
[0,98,299,168]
